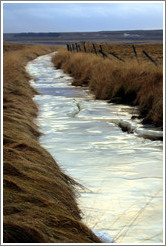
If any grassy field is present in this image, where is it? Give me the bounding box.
[52,44,163,127]
[3,43,101,243]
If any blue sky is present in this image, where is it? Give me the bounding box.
[3,1,164,33]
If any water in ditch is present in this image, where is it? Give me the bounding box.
[26,53,163,244]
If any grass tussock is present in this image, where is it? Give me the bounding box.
[3,43,101,243]
[52,48,163,127]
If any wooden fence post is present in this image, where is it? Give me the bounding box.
[99,45,107,58]
[99,45,103,52]
[66,44,70,51]
[109,51,125,62]
[132,45,139,63]
[69,44,72,52]
[142,50,157,66]
[72,44,75,52]
[75,43,79,52]
[78,44,81,52]
[92,43,97,55]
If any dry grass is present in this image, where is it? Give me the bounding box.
[84,43,163,64]
[3,43,26,53]
[3,43,101,243]
[52,47,163,127]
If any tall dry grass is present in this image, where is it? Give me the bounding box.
[52,49,163,127]
[3,43,101,243]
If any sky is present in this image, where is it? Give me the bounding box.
[3,1,164,33]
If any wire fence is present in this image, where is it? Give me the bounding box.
[66,42,158,66]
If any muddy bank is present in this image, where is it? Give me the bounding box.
[3,44,101,243]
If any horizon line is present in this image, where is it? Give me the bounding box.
[3,29,163,34]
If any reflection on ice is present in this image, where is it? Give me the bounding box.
[26,53,163,243]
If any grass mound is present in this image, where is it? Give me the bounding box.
[3,43,101,243]
[52,47,163,127]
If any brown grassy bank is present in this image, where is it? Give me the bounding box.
[52,47,163,127]
[3,43,101,243]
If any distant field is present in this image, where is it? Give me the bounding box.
[4,29,163,45]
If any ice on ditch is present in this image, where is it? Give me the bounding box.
[26,53,163,244]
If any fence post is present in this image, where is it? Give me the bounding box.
[72,44,75,52]
[69,44,72,52]
[75,43,79,52]
[92,43,97,55]
[66,44,70,51]
[132,45,139,63]
[99,45,103,52]
[78,44,81,52]
[142,50,157,66]
[109,51,125,62]
[99,45,108,58]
